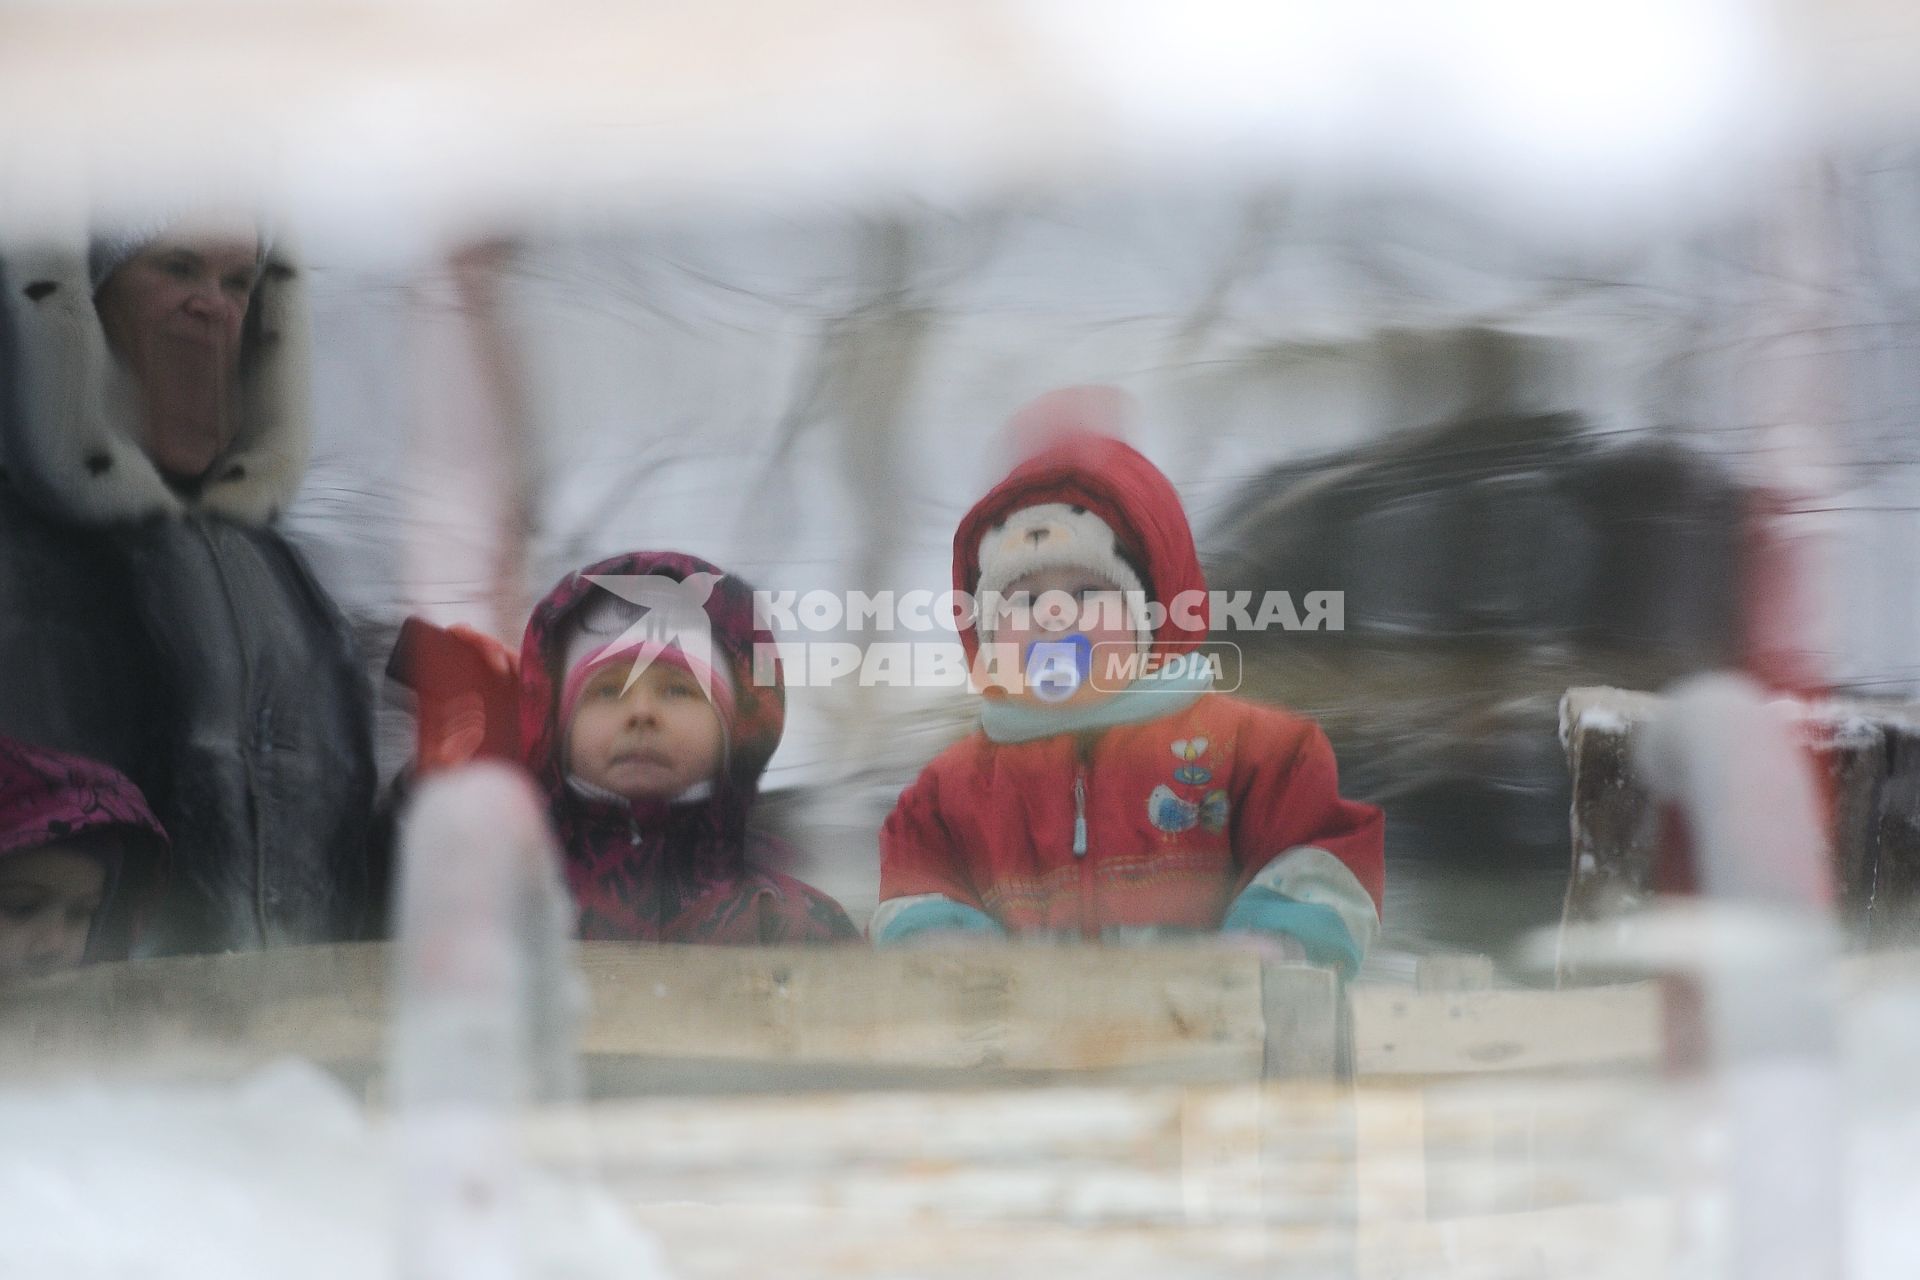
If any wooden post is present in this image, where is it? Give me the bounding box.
[1260,961,1341,1080]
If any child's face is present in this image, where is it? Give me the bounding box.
[567,660,726,803]
[994,567,1142,705]
[0,846,107,983]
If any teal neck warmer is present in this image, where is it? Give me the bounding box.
[979,663,1214,745]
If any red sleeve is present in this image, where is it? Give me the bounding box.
[388,619,522,772]
[1227,712,1385,911]
[878,758,988,910]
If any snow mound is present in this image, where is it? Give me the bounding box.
[0,1060,669,1280]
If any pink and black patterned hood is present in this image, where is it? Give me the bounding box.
[0,735,169,959]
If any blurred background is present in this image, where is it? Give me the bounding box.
[6,0,1920,965]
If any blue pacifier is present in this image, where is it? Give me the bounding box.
[1025,634,1093,704]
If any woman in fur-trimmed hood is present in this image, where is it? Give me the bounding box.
[0,215,376,955]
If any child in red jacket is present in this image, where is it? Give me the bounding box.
[875,395,1384,972]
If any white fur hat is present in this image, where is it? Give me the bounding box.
[974,501,1151,649]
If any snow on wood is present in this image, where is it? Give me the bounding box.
[1561,685,1920,945]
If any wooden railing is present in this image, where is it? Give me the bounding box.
[0,942,1674,1092]
[16,944,1907,1278]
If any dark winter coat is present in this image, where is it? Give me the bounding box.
[0,233,376,953]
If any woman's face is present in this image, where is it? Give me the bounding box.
[94,229,261,482]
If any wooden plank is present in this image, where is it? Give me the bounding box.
[1869,721,1920,944]
[525,1078,1666,1217]
[1353,1086,1426,1225]
[1415,953,1495,992]
[518,1078,1672,1278]
[1560,687,1664,938]
[0,943,390,1074]
[0,942,1319,1087]
[1349,983,1662,1079]
[629,1209,1343,1280]
[14,939,1735,1092]
[525,1083,1359,1230]
[1356,1198,1672,1280]
[576,943,1271,1080]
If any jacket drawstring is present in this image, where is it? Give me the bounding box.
[1071,773,1088,857]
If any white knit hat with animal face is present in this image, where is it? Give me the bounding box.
[974,502,1152,650]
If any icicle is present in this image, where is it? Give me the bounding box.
[390,762,585,1280]
[1635,673,1843,1280]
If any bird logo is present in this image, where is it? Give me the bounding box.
[1148,785,1230,835]
[578,571,726,705]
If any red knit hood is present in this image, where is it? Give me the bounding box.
[952,429,1209,667]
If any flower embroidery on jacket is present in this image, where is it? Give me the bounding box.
[1171,736,1212,785]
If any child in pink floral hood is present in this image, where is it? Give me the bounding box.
[0,736,168,982]
[517,551,855,945]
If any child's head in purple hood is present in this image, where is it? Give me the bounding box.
[0,737,168,983]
